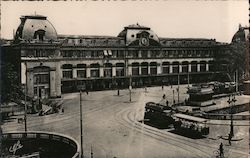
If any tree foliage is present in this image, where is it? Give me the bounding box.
[1,62,24,104]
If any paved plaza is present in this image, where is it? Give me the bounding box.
[2,85,250,158]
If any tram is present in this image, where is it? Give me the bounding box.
[172,113,209,135]
[144,102,175,126]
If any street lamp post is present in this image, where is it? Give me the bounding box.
[230,96,236,137]
[177,74,180,104]
[129,75,132,102]
[24,62,27,132]
[227,95,236,144]
[79,91,84,158]
[172,89,175,105]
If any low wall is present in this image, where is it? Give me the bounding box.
[1,131,80,158]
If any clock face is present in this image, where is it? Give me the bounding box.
[140,37,149,46]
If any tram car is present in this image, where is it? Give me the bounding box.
[144,102,175,126]
[172,113,209,135]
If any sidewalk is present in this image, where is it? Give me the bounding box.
[208,119,249,126]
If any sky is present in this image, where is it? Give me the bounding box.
[1,1,249,43]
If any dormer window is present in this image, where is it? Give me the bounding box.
[34,29,46,41]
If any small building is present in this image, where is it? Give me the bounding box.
[187,84,214,106]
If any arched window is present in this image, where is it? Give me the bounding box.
[104,63,112,77]
[77,64,87,78]
[191,61,198,72]
[141,62,148,75]
[181,61,189,73]
[172,62,179,73]
[90,63,100,77]
[132,62,139,76]
[162,62,170,74]
[116,63,125,77]
[200,61,207,72]
[62,64,73,78]
[150,62,157,75]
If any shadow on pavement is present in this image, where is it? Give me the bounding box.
[168,129,206,139]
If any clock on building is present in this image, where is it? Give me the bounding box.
[140,37,149,46]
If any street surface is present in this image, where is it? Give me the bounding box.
[2,85,250,158]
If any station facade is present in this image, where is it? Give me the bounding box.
[4,15,231,98]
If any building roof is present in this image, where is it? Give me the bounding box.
[15,15,57,41]
[232,24,249,43]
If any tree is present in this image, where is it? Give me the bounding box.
[1,62,24,104]
[228,42,247,80]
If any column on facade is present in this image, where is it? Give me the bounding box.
[206,63,209,71]
[148,65,150,75]
[72,67,77,78]
[188,64,191,72]
[179,64,182,73]
[138,50,142,58]
[86,67,91,78]
[27,69,34,97]
[128,65,132,76]
[169,64,173,73]
[50,68,56,97]
[100,66,104,77]
[147,50,151,58]
[139,65,142,75]
[157,63,162,74]
[197,63,200,72]
[112,66,116,77]
[55,63,61,97]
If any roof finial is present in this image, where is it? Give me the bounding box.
[239,23,242,29]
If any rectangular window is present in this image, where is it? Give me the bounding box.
[104,69,112,77]
[141,50,148,58]
[91,70,100,77]
[77,70,86,78]
[162,67,169,74]
[117,50,125,58]
[63,71,73,78]
[34,74,49,84]
[62,51,73,57]
[116,69,124,76]
[91,51,99,57]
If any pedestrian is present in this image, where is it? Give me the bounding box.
[162,85,164,90]
[86,90,89,95]
[166,100,169,107]
[163,94,166,99]
[62,107,64,113]
[219,142,224,157]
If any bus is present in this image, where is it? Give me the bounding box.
[172,113,209,135]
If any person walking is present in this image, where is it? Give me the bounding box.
[219,142,224,158]
[163,94,166,99]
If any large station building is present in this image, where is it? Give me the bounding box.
[2,15,233,99]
